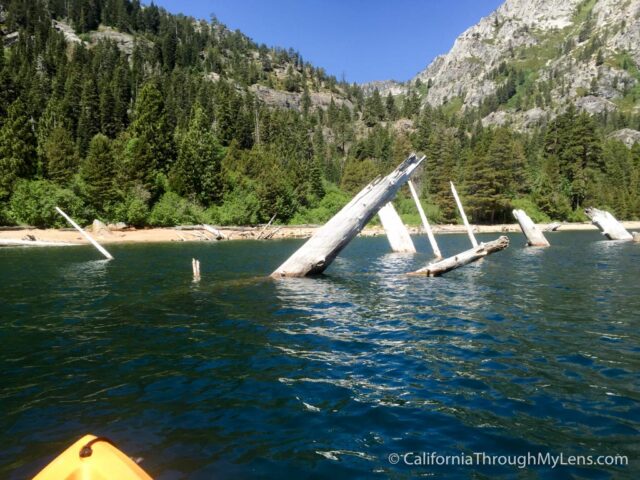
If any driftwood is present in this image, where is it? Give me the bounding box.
[633,232,640,243]
[408,180,442,258]
[544,222,562,232]
[513,209,550,247]
[0,239,76,247]
[55,207,114,260]
[271,154,424,278]
[263,226,282,240]
[202,224,226,240]
[377,202,416,253]
[257,214,277,240]
[584,207,633,241]
[450,182,478,248]
[409,236,510,277]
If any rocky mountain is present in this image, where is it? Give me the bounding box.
[368,0,640,128]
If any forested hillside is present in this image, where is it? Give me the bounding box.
[0,0,639,228]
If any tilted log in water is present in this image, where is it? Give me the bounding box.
[0,239,76,247]
[377,202,416,253]
[408,180,441,259]
[408,236,510,277]
[55,207,114,260]
[633,232,640,243]
[584,207,633,241]
[271,154,424,278]
[513,209,550,247]
[450,181,478,248]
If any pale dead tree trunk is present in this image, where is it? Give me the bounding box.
[450,181,478,248]
[633,232,640,243]
[0,239,76,247]
[544,222,562,232]
[257,214,277,240]
[192,258,201,282]
[409,236,509,277]
[271,154,424,278]
[377,202,416,253]
[584,207,633,241]
[202,224,226,240]
[512,209,550,247]
[55,207,113,260]
[408,180,441,259]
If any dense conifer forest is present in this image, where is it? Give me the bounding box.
[0,0,639,228]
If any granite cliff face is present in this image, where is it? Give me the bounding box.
[367,0,640,127]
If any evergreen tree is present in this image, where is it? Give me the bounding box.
[170,104,224,204]
[77,77,100,155]
[0,99,37,199]
[385,93,398,121]
[80,134,116,211]
[44,126,79,185]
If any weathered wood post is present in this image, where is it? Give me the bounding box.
[271,154,424,278]
[192,258,201,282]
[377,202,416,253]
[409,236,509,277]
[450,181,478,248]
[584,207,633,241]
[513,209,550,247]
[408,180,442,259]
[55,207,114,260]
[633,232,640,243]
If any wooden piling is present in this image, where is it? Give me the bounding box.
[513,209,550,247]
[584,207,633,241]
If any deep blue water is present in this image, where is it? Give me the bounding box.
[1,231,639,479]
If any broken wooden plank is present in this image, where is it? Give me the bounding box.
[409,236,509,277]
[513,209,550,247]
[584,207,633,241]
[377,202,416,253]
[55,207,114,260]
[271,154,424,278]
[450,181,478,248]
[408,180,441,258]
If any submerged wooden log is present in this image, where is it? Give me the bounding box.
[257,214,277,240]
[271,154,424,278]
[513,209,550,247]
[55,207,114,260]
[377,202,416,253]
[408,180,442,259]
[584,207,633,241]
[450,181,478,248]
[409,236,509,277]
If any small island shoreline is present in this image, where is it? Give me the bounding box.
[2,222,640,246]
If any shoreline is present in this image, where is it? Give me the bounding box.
[1,222,640,246]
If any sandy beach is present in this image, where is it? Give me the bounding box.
[1,221,639,246]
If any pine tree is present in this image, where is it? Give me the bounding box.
[170,104,224,204]
[0,99,37,198]
[129,81,175,179]
[81,134,116,211]
[362,89,385,126]
[44,126,79,184]
[385,93,397,121]
[77,77,100,155]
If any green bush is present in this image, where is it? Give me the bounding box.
[148,192,206,226]
[111,186,151,227]
[395,195,443,225]
[289,183,350,224]
[511,197,552,223]
[207,187,261,226]
[8,179,90,228]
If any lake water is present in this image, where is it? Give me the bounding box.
[1,231,639,479]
